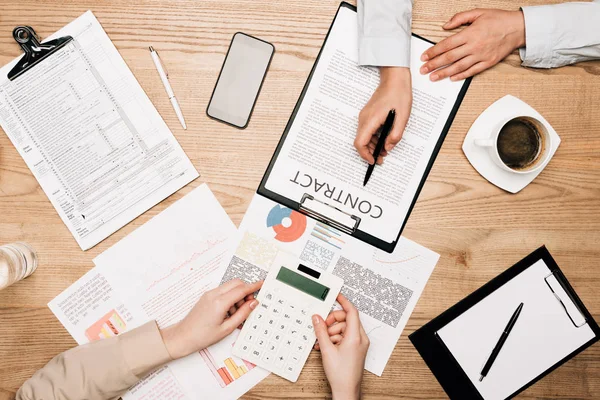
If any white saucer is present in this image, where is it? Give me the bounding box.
[462,95,561,194]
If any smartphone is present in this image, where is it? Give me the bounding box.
[207,32,274,129]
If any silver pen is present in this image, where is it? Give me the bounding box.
[149,46,187,129]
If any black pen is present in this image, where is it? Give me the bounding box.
[363,109,395,186]
[480,302,524,382]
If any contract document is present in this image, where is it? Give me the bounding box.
[0,11,198,250]
[261,4,469,251]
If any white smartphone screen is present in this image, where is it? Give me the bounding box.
[207,32,274,128]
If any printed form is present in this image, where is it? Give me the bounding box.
[221,194,439,376]
[0,11,198,250]
[48,185,269,400]
[264,6,466,243]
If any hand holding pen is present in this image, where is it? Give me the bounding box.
[354,67,412,165]
[363,109,395,186]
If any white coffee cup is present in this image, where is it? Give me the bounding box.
[474,115,552,174]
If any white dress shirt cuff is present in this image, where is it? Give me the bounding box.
[358,35,411,67]
[519,5,559,68]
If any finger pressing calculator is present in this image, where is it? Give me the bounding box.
[232,252,343,382]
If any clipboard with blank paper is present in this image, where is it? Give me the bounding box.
[409,246,600,400]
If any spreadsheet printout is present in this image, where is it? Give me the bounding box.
[0,11,198,249]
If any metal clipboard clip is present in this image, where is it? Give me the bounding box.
[299,193,360,235]
[544,270,588,328]
[8,26,73,81]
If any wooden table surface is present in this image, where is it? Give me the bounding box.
[1,0,599,398]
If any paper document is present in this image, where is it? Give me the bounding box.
[264,6,466,243]
[220,194,439,376]
[437,259,596,400]
[0,11,198,250]
[49,184,269,400]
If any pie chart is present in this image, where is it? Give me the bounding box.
[266,205,307,242]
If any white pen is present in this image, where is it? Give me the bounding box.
[149,46,187,130]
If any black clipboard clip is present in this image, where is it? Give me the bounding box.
[544,270,588,328]
[299,193,360,235]
[8,26,73,81]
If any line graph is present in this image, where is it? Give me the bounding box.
[372,254,420,264]
[366,324,383,336]
[146,237,228,290]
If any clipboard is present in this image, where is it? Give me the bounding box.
[7,26,73,81]
[409,246,600,399]
[257,2,472,253]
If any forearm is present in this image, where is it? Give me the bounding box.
[520,1,600,68]
[332,387,361,400]
[357,0,413,67]
[17,321,172,400]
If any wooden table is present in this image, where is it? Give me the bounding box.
[1,0,599,398]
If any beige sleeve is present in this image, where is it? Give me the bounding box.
[16,321,172,400]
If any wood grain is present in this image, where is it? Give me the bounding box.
[0,0,599,398]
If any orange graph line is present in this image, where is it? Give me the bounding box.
[373,255,420,264]
[147,238,228,290]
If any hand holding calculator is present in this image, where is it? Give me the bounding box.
[232,252,343,382]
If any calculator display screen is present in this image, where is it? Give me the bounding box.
[276,267,330,301]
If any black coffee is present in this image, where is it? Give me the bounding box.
[497,118,541,170]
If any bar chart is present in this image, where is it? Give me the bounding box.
[311,222,345,249]
[199,330,256,388]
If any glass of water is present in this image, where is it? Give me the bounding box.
[0,242,38,291]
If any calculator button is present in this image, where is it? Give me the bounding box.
[306,323,314,332]
[257,338,266,348]
[289,328,299,338]
[240,343,250,353]
[277,346,289,359]
[267,342,278,353]
[275,298,285,306]
[267,318,277,326]
[294,318,304,327]
[259,302,270,311]
[254,311,265,321]
[300,333,310,342]
[284,364,296,375]
[262,328,271,338]
[275,354,286,368]
[271,306,281,316]
[277,322,287,332]
[262,353,273,364]
[283,313,292,320]
[289,354,301,364]
[283,339,294,350]
[265,292,274,301]
[245,333,256,343]
[272,333,283,342]
[300,309,308,317]
[251,349,261,358]
[296,343,305,353]
[250,323,259,331]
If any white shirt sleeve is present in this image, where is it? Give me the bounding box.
[520,1,600,68]
[357,0,413,67]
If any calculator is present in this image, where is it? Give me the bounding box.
[232,252,343,382]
